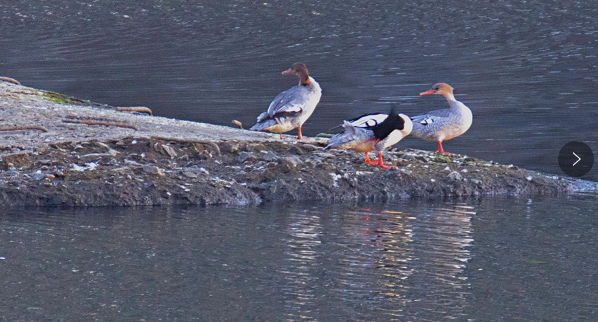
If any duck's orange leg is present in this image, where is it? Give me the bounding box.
[436,141,450,154]
[364,152,378,165]
[297,126,303,140]
[375,152,393,170]
[280,133,283,139]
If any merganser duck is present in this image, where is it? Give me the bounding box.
[325,107,413,169]
[250,63,322,139]
[411,83,472,154]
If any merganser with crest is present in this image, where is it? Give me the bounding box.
[325,107,413,170]
[411,83,472,154]
[250,63,322,139]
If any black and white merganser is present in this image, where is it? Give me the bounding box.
[325,108,413,169]
[250,63,322,139]
[411,83,472,154]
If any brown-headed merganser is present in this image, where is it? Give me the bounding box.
[250,63,322,139]
[325,107,413,169]
[411,83,472,154]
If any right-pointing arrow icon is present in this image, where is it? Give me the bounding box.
[573,152,581,166]
[559,142,594,177]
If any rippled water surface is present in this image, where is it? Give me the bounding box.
[1,0,597,179]
[1,196,597,321]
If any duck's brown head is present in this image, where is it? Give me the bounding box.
[282,62,310,85]
[419,83,454,96]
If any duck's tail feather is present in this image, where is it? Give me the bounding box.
[325,121,359,149]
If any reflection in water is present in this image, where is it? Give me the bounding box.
[280,211,323,321]
[0,196,597,320]
[271,203,475,321]
[401,205,474,321]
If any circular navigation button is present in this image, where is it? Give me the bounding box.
[558,141,594,178]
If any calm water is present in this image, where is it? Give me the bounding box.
[0,0,597,179]
[0,196,597,321]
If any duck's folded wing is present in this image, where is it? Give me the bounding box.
[264,87,304,119]
[330,113,388,131]
[411,109,451,126]
[348,113,388,128]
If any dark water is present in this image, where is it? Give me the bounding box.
[1,196,597,321]
[1,0,597,178]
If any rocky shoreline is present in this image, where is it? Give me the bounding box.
[0,80,596,207]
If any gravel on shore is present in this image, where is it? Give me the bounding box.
[0,81,595,206]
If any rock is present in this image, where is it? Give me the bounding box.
[219,142,239,154]
[143,165,166,178]
[314,152,335,160]
[0,153,32,170]
[247,144,267,153]
[0,83,593,207]
[300,144,319,151]
[238,151,254,163]
[33,170,45,181]
[262,151,277,161]
[289,146,304,155]
[281,156,302,168]
[161,145,178,158]
[193,142,221,157]
[183,171,197,178]
[448,171,464,181]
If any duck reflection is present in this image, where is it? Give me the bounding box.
[275,202,475,321]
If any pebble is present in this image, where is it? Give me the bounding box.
[183,171,197,178]
[262,151,277,161]
[281,156,302,168]
[289,146,304,155]
[161,145,178,158]
[34,170,45,181]
[143,165,166,178]
[448,171,464,181]
[238,151,253,163]
[300,144,320,151]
